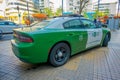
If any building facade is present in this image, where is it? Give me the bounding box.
[39,0,49,12]
[66,0,79,13]
[93,2,118,15]
[5,0,39,16]
[66,0,93,14]
[0,0,5,17]
[0,0,3,3]
[39,0,51,12]
[39,0,54,13]
[3,0,40,23]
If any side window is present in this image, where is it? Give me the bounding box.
[81,19,96,29]
[63,19,83,29]
[5,22,9,25]
[9,22,16,25]
[0,22,5,25]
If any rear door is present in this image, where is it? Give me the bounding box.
[63,19,87,54]
[81,19,103,48]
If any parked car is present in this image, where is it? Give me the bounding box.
[11,17,111,67]
[0,29,2,38]
[0,21,22,34]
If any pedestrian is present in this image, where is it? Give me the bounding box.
[94,18,97,23]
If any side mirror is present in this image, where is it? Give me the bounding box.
[95,23,101,28]
[102,24,107,28]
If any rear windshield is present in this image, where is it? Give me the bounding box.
[34,20,50,28]
[34,18,61,29]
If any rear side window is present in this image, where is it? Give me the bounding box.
[9,22,16,25]
[0,22,16,25]
[0,22,5,25]
[81,19,96,29]
[63,19,84,29]
[4,22,9,25]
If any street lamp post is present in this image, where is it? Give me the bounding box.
[98,0,100,12]
[26,0,30,26]
[117,0,120,17]
[62,0,63,16]
[17,6,20,24]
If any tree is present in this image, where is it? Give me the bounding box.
[79,0,89,14]
[93,9,99,19]
[43,7,53,17]
[83,11,88,18]
[55,7,62,16]
[93,9,105,19]
[104,8,109,15]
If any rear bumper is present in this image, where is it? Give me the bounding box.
[11,40,48,63]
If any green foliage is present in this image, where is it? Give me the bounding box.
[55,7,62,16]
[83,11,88,18]
[93,10,99,19]
[104,8,109,15]
[93,9,107,18]
[43,8,53,17]
[79,0,89,14]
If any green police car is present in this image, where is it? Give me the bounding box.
[11,17,111,66]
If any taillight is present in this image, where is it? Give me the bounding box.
[19,36,33,42]
[13,31,33,43]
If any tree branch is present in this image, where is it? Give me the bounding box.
[79,0,89,14]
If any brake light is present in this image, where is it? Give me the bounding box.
[19,36,33,42]
[13,31,33,43]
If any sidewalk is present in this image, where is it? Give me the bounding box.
[0,30,120,80]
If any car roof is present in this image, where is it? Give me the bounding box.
[51,17,87,23]
[43,17,87,29]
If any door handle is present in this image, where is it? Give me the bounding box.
[68,33,79,36]
[68,33,75,36]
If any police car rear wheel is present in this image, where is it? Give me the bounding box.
[102,34,109,47]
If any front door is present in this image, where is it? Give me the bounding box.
[81,19,102,48]
[63,19,87,54]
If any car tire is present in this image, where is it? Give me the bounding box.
[102,34,110,47]
[0,30,3,39]
[49,43,70,67]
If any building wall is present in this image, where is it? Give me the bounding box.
[0,0,3,3]
[49,1,54,12]
[5,0,37,16]
[66,0,79,13]
[3,0,40,24]
[0,0,7,17]
[39,0,44,12]
[93,2,117,15]
[39,0,55,13]
[33,0,39,12]
[39,0,50,12]
[66,0,93,13]
[86,0,93,12]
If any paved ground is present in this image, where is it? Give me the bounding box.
[0,31,120,80]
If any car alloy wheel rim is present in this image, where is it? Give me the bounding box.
[55,47,66,62]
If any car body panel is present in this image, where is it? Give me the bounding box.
[11,17,111,63]
[86,28,103,48]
